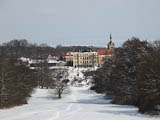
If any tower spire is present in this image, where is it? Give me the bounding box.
[110,33,112,43]
[107,33,114,50]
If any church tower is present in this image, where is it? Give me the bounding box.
[107,33,114,51]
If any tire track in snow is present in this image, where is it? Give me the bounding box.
[66,104,73,111]
[8,109,59,120]
[50,112,60,120]
[49,88,82,120]
[61,88,83,120]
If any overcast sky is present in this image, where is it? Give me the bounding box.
[0,0,160,47]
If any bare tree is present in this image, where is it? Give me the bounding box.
[53,81,68,99]
[49,68,69,99]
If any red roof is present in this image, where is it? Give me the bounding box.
[65,54,73,56]
[48,54,58,57]
[64,52,73,56]
[98,50,112,55]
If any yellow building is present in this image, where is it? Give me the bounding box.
[98,49,113,66]
[73,51,99,67]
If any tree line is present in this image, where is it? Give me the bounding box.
[0,39,72,108]
[0,39,102,59]
[0,58,37,108]
[91,37,160,114]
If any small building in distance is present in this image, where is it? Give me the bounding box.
[65,52,74,66]
[47,53,66,67]
[48,54,59,61]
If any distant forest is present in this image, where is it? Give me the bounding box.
[0,39,103,59]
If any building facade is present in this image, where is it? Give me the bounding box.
[65,52,74,66]
[72,51,99,67]
[65,34,115,67]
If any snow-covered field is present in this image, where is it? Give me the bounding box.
[0,86,159,120]
[0,67,159,120]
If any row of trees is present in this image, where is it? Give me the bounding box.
[0,39,102,59]
[0,57,70,108]
[0,39,55,59]
[91,37,160,114]
[0,39,73,108]
[0,58,37,108]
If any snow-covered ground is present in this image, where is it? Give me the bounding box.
[67,67,95,86]
[0,86,159,120]
[0,67,159,120]
[67,67,93,80]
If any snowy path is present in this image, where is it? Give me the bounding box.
[0,87,159,120]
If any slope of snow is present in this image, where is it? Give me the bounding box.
[67,67,94,82]
[0,86,159,120]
